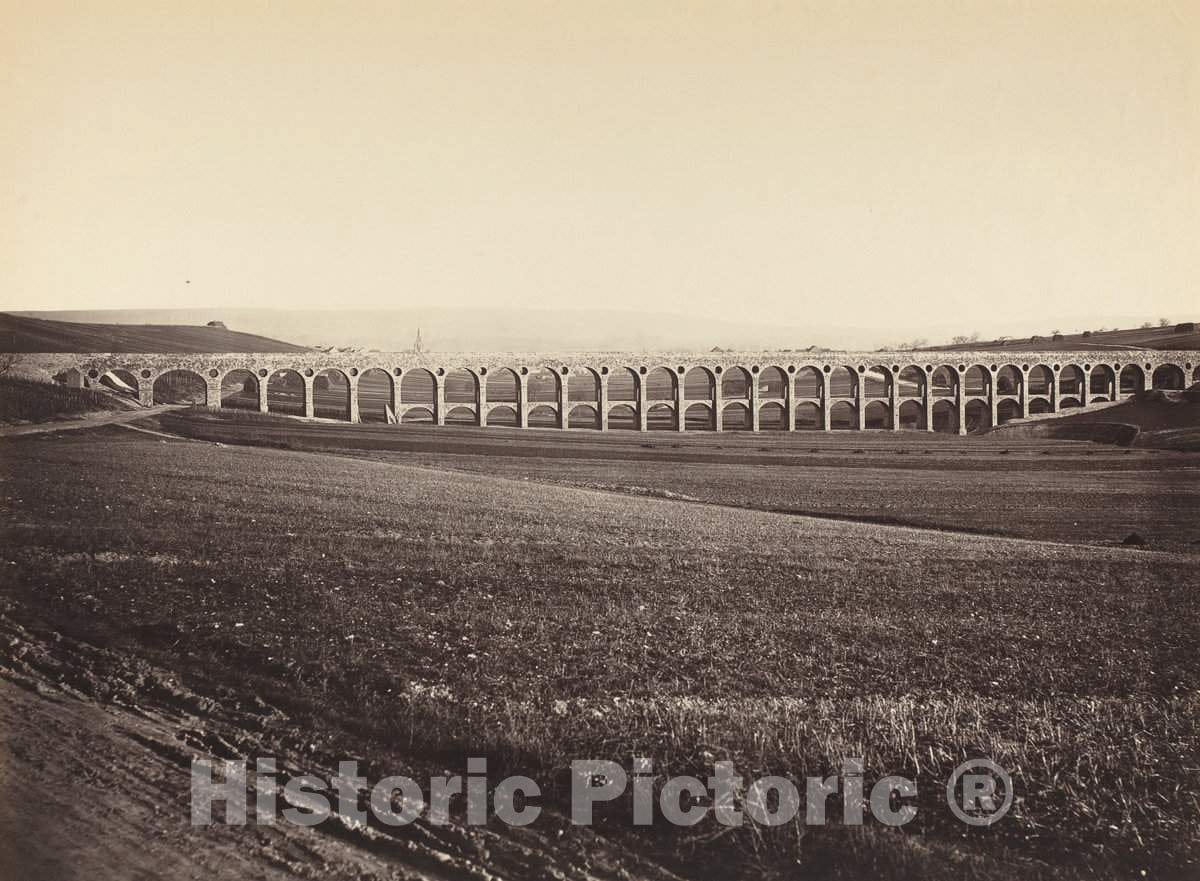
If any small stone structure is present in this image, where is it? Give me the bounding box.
[22,349,1200,434]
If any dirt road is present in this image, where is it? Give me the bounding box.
[0,405,185,438]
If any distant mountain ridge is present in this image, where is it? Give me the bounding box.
[0,312,309,353]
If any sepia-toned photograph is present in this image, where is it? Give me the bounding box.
[1,2,1197,879]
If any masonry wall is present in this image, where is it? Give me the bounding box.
[18,349,1200,434]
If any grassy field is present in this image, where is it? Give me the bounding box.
[0,311,309,353]
[0,375,123,424]
[160,409,1200,549]
[921,321,1200,352]
[2,425,1197,878]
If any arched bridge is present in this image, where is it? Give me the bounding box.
[34,349,1200,434]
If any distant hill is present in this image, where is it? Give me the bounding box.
[920,322,1199,353]
[0,313,309,353]
[8,309,1198,354]
[10,308,851,353]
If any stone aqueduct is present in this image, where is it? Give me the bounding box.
[42,349,1200,434]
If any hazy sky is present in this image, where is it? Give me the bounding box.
[2,1,1196,341]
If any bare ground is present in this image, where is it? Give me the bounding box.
[0,614,686,881]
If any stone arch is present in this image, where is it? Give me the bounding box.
[862,365,890,398]
[795,401,822,430]
[527,404,558,428]
[1059,397,1082,409]
[931,399,958,433]
[898,400,925,430]
[1089,365,1115,400]
[401,406,434,424]
[358,368,393,423]
[401,368,436,407]
[930,366,957,398]
[646,402,676,430]
[645,367,676,400]
[607,403,638,429]
[721,401,750,430]
[568,368,600,402]
[896,366,924,398]
[219,369,258,411]
[794,366,823,398]
[1029,398,1053,415]
[758,401,786,430]
[266,369,305,416]
[99,368,140,398]
[759,366,788,399]
[996,365,1023,396]
[1151,364,1185,390]
[526,368,560,403]
[487,368,520,403]
[313,368,351,420]
[152,369,207,405]
[444,368,478,405]
[827,366,857,398]
[684,402,714,430]
[828,400,856,429]
[444,406,476,425]
[964,399,991,432]
[1118,365,1145,396]
[963,365,990,397]
[487,405,519,427]
[721,366,751,399]
[863,400,891,429]
[607,368,640,403]
[996,399,1022,424]
[1059,365,1085,399]
[684,367,715,400]
[568,404,599,429]
[1027,365,1053,396]
[1193,365,1200,384]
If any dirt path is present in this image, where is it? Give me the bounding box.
[0,405,185,438]
[0,615,684,881]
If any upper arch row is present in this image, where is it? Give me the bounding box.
[80,359,1197,391]
[77,356,1198,381]
[75,361,1199,410]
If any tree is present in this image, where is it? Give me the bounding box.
[0,352,15,376]
[1141,322,1153,329]
[1158,317,1171,327]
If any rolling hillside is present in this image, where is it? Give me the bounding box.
[0,312,309,353]
[991,389,1200,451]
[922,322,1199,352]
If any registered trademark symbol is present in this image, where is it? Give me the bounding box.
[946,759,1013,826]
